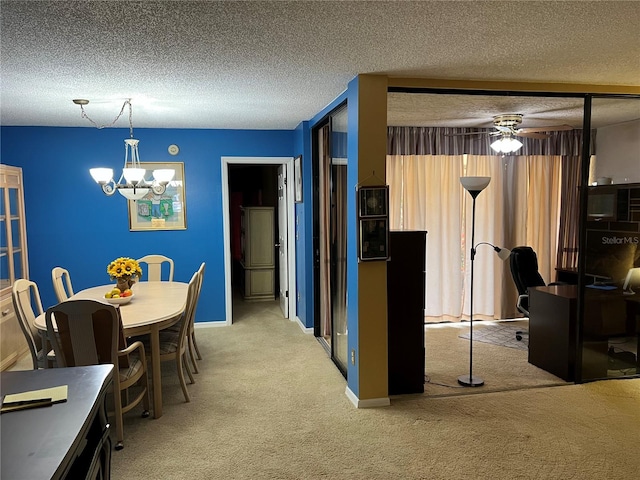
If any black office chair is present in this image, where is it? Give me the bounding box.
[509,246,556,341]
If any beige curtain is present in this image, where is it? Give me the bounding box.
[387,153,563,322]
[388,154,465,321]
[525,155,563,284]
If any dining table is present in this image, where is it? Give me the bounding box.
[34,280,189,419]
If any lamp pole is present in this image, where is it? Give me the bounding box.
[458,177,491,387]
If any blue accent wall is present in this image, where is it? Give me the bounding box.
[293,121,313,328]
[1,126,295,324]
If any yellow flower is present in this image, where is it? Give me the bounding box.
[107,257,142,280]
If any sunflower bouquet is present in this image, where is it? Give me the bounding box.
[107,257,143,291]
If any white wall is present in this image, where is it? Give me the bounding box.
[595,119,640,184]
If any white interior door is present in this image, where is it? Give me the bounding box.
[277,165,289,317]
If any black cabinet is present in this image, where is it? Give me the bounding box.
[387,231,427,395]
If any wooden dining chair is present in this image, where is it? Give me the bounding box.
[167,262,205,375]
[12,279,56,369]
[188,262,206,372]
[136,254,174,282]
[51,266,75,302]
[45,299,151,450]
[132,271,199,402]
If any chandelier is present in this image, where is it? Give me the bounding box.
[74,99,174,200]
[490,135,523,154]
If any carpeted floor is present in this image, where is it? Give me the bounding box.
[458,321,529,350]
[422,320,567,398]
[10,300,640,479]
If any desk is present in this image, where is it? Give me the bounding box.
[35,281,188,418]
[529,285,639,381]
[1,365,113,480]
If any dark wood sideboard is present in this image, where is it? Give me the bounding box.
[529,285,640,381]
[387,231,427,395]
[1,365,114,480]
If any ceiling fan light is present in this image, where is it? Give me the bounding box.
[490,137,523,153]
[490,139,504,152]
[507,138,523,152]
[89,168,114,184]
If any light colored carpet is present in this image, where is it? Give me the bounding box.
[12,301,639,478]
[422,320,566,397]
[458,321,528,350]
[105,303,640,479]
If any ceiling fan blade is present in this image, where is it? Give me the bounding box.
[517,124,573,133]
[516,132,550,139]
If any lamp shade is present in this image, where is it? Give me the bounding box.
[497,247,512,261]
[490,137,523,153]
[460,176,491,192]
[118,187,149,200]
[153,169,175,183]
[122,168,146,184]
[90,168,114,184]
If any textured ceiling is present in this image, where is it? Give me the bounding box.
[1,1,639,130]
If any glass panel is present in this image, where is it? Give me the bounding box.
[580,96,640,381]
[331,106,348,371]
[0,252,8,290]
[0,186,5,217]
[0,224,6,253]
[8,187,19,217]
[0,185,7,290]
[11,218,22,251]
[12,251,23,280]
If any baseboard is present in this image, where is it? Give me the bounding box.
[295,316,313,334]
[345,386,390,408]
[194,321,228,328]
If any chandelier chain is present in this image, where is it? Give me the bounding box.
[78,99,132,134]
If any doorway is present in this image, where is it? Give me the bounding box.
[221,157,296,325]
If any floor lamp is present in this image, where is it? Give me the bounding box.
[459,176,511,387]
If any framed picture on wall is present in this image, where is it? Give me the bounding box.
[358,186,388,217]
[128,162,187,231]
[358,218,389,261]
[294,155,303,203]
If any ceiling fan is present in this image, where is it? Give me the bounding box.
[453,113,573,139]
[449,113,573,153]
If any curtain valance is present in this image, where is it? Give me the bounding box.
[387,126,594,157]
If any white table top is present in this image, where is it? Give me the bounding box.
[35,281,189,332]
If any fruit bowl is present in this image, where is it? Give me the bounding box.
[105,293,134,305]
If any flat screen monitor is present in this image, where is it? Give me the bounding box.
[584,230,639,284]
[587,192,616,220]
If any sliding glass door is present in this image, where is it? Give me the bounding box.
[314,104,348,375]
